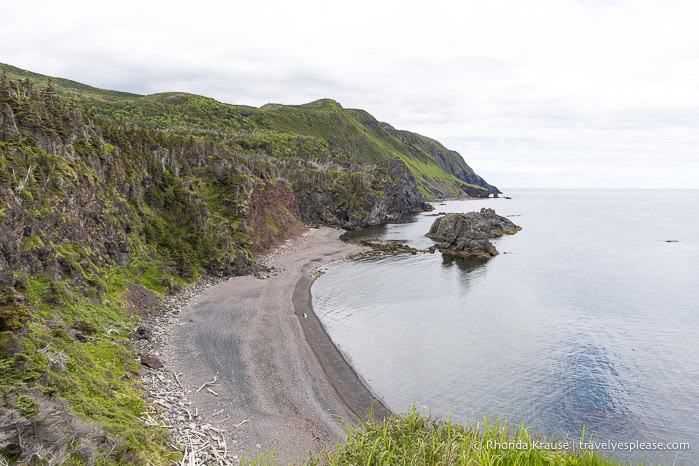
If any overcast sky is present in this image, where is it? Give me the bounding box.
[2,0,698,189]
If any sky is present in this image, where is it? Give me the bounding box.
[2,0,698,189]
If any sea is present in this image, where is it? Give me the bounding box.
[312,189,699,463]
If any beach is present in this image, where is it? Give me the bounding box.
[163,227,391,462]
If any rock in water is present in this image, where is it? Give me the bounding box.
[425,208,522,257]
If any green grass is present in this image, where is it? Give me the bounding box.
[19,235,44,251]
[300,409,618,466]
[400,157,488,197]
[266,218,280,232]
[0,287,175,463]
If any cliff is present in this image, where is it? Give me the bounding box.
[0,64,497,463]
[0,63,498,199]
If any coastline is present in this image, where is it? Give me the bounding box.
[162,227,391,462]
[292,260,392,422]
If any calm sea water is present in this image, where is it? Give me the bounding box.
[312,189,699,463]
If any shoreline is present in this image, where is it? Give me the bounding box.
[292,260,392,422]
[162,227,391,461]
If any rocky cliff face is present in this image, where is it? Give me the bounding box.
[426,208,521,257]
[296,159,432,229]
[458,184,491,198]
[249,182,307,254]
[379,159,434,218]
[387,128,501,195]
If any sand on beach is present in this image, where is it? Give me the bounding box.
[165,227,391,462]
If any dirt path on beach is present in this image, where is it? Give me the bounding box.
[164,227,391,463]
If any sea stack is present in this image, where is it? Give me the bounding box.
[426,208,522,257]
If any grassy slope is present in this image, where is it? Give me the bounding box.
[0,74,261,463]
[302,409,617,466]
[0,63,138,102]
[0,139,191,463]
[0,64,491,199]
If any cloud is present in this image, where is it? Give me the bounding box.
[2,0,698,188]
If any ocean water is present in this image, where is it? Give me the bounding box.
[312,189,699,463]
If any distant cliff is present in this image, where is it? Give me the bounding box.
[1,63,498,199]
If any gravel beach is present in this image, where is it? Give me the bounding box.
[154,227,391,462]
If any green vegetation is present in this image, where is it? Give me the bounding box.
[402,157,488,198]
[0,270,177,463]
[0,63,138,102]
[0,63,499,463]
[266,218,280,232]
[20,235,44,251]
[303,409,617,466]
[0,296,31,331]
[0,70,255,463]
[0,63,496,199]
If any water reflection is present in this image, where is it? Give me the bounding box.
[440,254,488,272]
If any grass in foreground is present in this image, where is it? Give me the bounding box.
[299,408,618,466]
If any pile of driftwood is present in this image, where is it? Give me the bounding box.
[140,370,247,465]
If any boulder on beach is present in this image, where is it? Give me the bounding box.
[140,354,163,369]
[425,208,522,257]
[135,325,153,340]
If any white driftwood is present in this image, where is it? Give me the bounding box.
[195,375,218,393]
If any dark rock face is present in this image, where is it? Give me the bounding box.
[249,182,307,255]
[373,159,434,222]
[298,159,433,229]
[426,208,522,257]
[458,184,490,198]
[126,283,159,315]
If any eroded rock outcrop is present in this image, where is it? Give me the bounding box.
[297,159,433,229]
[426,208,521,257]
[249,182,307,255]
